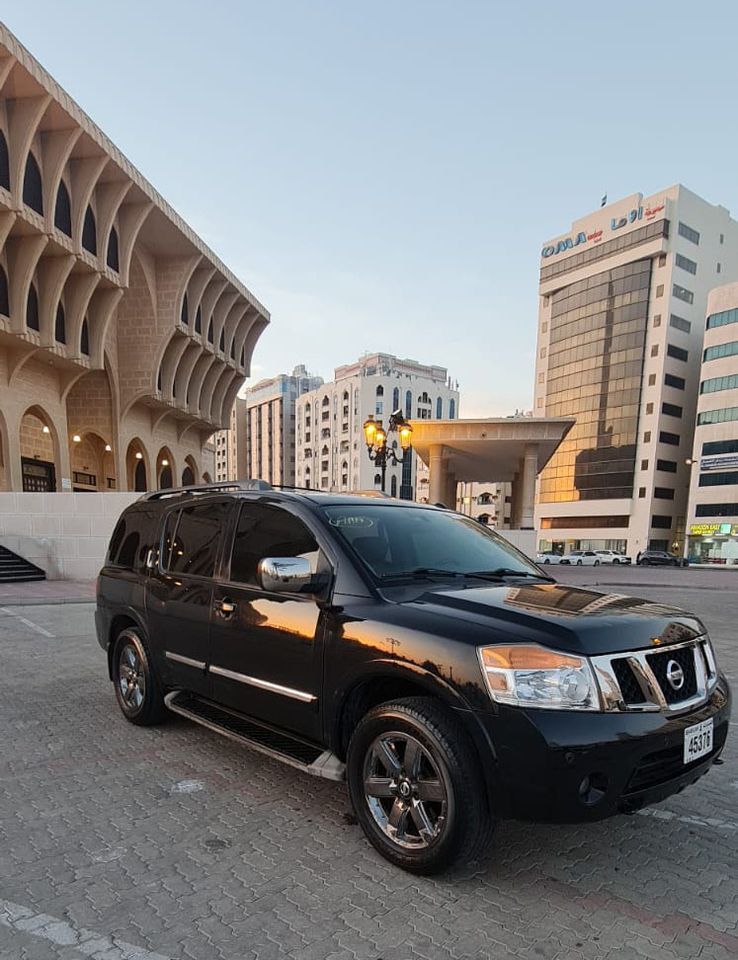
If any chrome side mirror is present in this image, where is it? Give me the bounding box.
[257,556,314,593]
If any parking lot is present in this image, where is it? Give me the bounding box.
[1,568,736,960]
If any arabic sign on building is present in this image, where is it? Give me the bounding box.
[541,199,667,259]
[701,454,738,472]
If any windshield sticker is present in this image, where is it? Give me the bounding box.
[328,515,375,529]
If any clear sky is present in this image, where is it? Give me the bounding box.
[5,1,738,415]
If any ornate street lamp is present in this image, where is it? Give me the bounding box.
[362,410,413,494]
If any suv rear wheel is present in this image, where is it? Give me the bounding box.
[112,627,166,726]
[347,697,493,873]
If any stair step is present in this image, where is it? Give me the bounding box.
[0,545,46,583]
[165,691,345,781]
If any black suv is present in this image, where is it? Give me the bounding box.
[96,483,730,873]
[637,550,687,567]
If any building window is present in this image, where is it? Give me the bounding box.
[54,180,72,236]
[707,307,738,330]
[180,293,188,327]
[653,314,661,327]
[641,459,648,470]
[376,384,384,396]
[26,284,40,331]
[655,284,664,298]
[658,254,667,267]
[717,262,722,274]
[720,233,725,244]
[107,227,119,271]
[648,373,656,386]
[675,253,697,275]
[643,431,651,443]
[659,431,680,445]
[207,318,214,343]
[664,373,685,390]
[666,343,688,362]
[650,345,659,357]
[23,152,43,214]
[219,328,225,352]
[376,401,383,415]
[704,340,738,363]
[405,390,412,417]
[696,502,738,517]
[698,471,738,487]
[0,130,8,190]
[678,221,700,244]
[0,265,8,316]
[638,487,646,498]
[701,374,738,395]
[390,475,397,497]
[669,314,690,334]
[654,487,675,500]
[652,515,672,529]
[82,206,97,255]
[55,303,66,343]
[672,284,694,304]
[81,318,90,356]
[449,398,456,419]
[662,402,682,418]
[703,439,738,456]
[646,402,654,414]
[436,397,443,418]
[195,305,202,334]
[656,459,677,473]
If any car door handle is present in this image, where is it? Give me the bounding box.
[216,598,237,619]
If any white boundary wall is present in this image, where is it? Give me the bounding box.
[0,493,139,580]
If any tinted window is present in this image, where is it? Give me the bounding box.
[230,503,320,585]
[107,508,158,571]
[322,504,539,580]
[167,502,229,577]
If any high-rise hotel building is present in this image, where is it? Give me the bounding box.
[534,186,738,557]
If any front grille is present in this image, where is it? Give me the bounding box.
[646,647,697,704]
[611,658,646,704]
[625,721,727,794]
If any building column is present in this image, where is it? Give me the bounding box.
[510,468,521,529]
[442,469,457,511]
[428,444,447,505]
[520,443,538,530]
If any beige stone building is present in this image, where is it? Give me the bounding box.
[0,24,269,494]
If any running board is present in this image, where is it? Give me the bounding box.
[164,691,345,782]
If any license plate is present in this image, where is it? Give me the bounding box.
[683,718,713,765]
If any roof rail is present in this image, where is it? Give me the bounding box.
[139,479,273,502]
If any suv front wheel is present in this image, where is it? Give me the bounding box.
[112,627,166,726]
[347,697,493,873]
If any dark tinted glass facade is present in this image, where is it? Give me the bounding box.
[539,259,652,503]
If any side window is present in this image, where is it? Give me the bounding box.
[166,502,229,578]
[107,508,157,571]
[230,503,320,586]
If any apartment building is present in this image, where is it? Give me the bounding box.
[295,353,459,496]
[534,186,738,557]
[685,283,738,564]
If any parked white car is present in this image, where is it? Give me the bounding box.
[595,549,631,565]
[565,550,601,566]
[536,551,566,565]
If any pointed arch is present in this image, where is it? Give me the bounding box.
[23,152,43,214]
[106,226,119,271]
[82,205,97,255]
[54,180,72,236]
[26,283,40,331]
[0,264,8,316]
[55,302,66,343]
[0,130,8,191]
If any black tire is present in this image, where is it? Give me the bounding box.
[347,696,493,874]
[594,560,600,566]
[543,559,550,564]
[576,559,582,566]
[112,627,166,726]
[613,558,620,565]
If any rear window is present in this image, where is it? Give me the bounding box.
[163,501,230,578]
[107,508,158,571]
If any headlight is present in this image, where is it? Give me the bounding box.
[478,644,600,711]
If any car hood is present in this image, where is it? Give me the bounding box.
[407,580,706,656]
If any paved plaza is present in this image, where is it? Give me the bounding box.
[0,568,736,960]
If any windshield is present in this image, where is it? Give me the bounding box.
[321,504,544,581]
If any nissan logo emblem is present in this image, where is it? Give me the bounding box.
[665,659,685,691]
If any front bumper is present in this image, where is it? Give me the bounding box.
[472,675,730,823]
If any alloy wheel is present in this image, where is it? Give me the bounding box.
[363,731,448,850]
[118,640,146,711]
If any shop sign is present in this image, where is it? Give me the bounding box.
[689,522,737,536]
[701,453,738,471]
